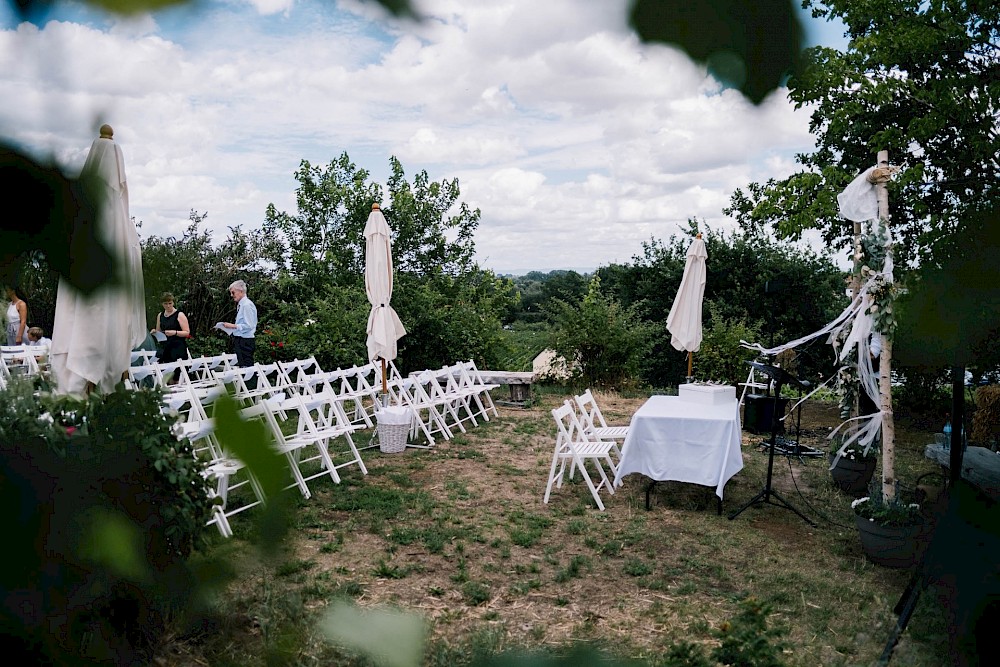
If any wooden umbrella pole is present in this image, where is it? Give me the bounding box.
[381,358,387,395]
[687,351,693,378]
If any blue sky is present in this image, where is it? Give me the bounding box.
[1,0,848,274]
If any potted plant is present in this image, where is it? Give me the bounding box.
[829,438,878,496]
[851,492,925,568]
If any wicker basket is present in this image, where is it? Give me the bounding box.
[377,406,411,454]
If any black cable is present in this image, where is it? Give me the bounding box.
[784,453,852,529]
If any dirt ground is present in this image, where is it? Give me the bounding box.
[163,390,951,666]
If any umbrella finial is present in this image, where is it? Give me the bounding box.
[372,202,380,210]
[99,124,114,139]
[695,232,703,239]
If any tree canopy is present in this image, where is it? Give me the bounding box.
[726,0,1000,268]
[592,221,847,387]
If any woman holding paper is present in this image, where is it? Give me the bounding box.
[151,292,190,376]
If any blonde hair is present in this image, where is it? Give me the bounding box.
[27,326,44,340]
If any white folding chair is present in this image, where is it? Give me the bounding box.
[227,363,288,404]
[544,400,618,511]
[457,361,496,423]
[462,359,500,419]
[278,356,324,389]
[238,397,314,500]
[384,375,453,446]
[429,364,480,432]
[1,345,40,377]
[574,388,627,463]
[164,382,266,537]
[301,366,377,430]
[130,350,158,366]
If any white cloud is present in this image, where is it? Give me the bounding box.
[0,0,830,275]
[243,0,296,16]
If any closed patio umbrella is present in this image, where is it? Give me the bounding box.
[50,124,146,395]
[364,203,406,396]
[665,233,708,379]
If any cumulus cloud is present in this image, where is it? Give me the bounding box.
[0,0,825,274]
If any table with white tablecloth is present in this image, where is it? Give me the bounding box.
[613,395,744,506]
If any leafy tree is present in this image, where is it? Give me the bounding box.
[264,154,479,288]
[726,0,1000,268]
[508,270,591,325]
[548,276,655,390]
[262,153,515,373]
[696,301,764,386]
[597,221,846,388]
[141,211,278,341]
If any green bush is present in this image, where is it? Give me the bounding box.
[548,276,654,390]
[695,301,763,386]
[0,380,214,664]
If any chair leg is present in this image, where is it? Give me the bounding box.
[577,456,606,511]
[543,449,565,504]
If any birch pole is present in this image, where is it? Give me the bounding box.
[869,150,896,500]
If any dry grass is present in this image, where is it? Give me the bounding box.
[163,388,951,666]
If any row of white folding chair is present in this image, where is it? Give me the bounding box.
[374,359,501,447]
[169,382,268,537]
[201,365,369,486]
[168,376,368,535]
[461,360,500,419]
[127,354,238,390]
[421,364,481,434]
[1,344,42,378]
[238,390,367,495]
[408,360,501,429]
[381,372,454,446]
[544,399,619,511]
[283,361,383,429]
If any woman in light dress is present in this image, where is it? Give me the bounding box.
[4,285,27,346]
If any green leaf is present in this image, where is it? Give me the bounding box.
[629,0,804,104]
[77,508,151,583]
[318,601,426,667]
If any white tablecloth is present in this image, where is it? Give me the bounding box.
[613,395,744,499]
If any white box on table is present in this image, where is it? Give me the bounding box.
[678,383,736,406]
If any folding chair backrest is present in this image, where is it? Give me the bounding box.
[279,356,323,387]
[130,349,158,365]
[575,389,608,431]
[1,345,39,377]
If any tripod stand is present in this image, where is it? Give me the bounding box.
[770,379,824,461]
[730,362,816,526]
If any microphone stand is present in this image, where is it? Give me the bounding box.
[730,363,816,526]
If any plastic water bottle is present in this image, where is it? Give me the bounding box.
[943,421,952,450]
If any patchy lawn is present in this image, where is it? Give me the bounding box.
[162,389,951,666]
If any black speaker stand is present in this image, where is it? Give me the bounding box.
[730,364,816,526]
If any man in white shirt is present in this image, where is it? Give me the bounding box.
[222,280,258,367]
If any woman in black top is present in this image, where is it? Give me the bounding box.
[151,292,190,379]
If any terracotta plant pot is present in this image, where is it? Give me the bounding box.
[829,453,877,496]
[855,515,924,568]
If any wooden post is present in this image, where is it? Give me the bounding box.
[870,149,896,501]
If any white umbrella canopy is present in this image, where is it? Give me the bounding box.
[364,203,406,372]
[665,234,708,377]
[50,124,146,395]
